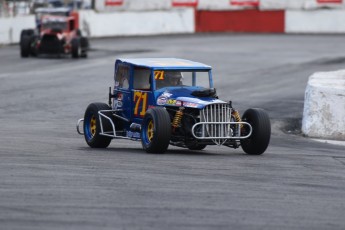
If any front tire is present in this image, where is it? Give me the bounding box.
[80,37,89,58]
[83,103,112,148]
[20,36,31,58]
[141,107,171,153]
[240,108,271,155]
[71,38,81,58]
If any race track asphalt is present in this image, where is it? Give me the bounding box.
[0,34,345,230]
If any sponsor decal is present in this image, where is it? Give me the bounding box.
[162,91,172,98]
[157,92,172,105]
[172,0,198,7]
[175,100,182,106]
[127,131,140,139]
[230,0,259,6]
[166,99,176,105]
[157,96,167,105]
[183,102,198,108]
[117,101,123,107]
[317,0,342,3]
[105,0,124,6]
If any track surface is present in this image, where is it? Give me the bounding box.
[1,34,345,230]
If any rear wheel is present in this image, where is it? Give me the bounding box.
[240,108,271,155]
[141,107,171,153]
[83,103,112,148]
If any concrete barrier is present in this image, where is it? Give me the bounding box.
[0,16,35,45]
[286,9,345,33]
[198,0,256,10]
[3,3,345,45]
[97,0,171,11]
[302,70,345,141]
[78,9,194,38]
[195,9,284,33]
[260,0,345,10]
[260,0,305,10]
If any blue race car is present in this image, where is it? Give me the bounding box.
[77,58,271,154]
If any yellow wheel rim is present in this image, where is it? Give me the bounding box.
[90,115,96,137]
[147,120,154,142]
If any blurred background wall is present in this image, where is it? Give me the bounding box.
[1,0,345,45]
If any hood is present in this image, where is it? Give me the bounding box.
[154,87,226,109]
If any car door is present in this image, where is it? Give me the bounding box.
[131,67,153,124]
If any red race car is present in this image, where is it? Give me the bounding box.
[20,14,88,58]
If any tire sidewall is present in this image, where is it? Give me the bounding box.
[141,107,171,153]
[241,108,271,155]
[83,103,112,148]
[20,36,31,57]
[71,38,80,58]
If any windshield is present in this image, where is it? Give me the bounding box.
[154,70,211,89]
[41,18,67,30]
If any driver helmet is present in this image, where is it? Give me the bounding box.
[165,71,183,86]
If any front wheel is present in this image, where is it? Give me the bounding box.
[20,36,31,58]
[83,103,112,148]
[240,108,271,155]
[71,38,81,58]
[80,37,89,58]
[141,107,171,153]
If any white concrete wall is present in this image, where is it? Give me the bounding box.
[302,70,345,140]
[198,0,256,10]
[260,0,345,10]
[78,9,195,38]
[97,0,171,11]
[0,16,35,45]
[123,0,171,11]
[286,9,345,33]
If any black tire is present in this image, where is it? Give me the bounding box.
[20,36,31,58]
[187,143,206,150]
[20,29,34,41]
[141,107,171,153]
[71,38,80,58]
[240,108,271,155]
[83,103,112,148]
[80,37,89,58]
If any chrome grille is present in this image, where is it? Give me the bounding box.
[200,103,232,145]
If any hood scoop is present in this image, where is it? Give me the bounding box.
[191,88,218,98]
